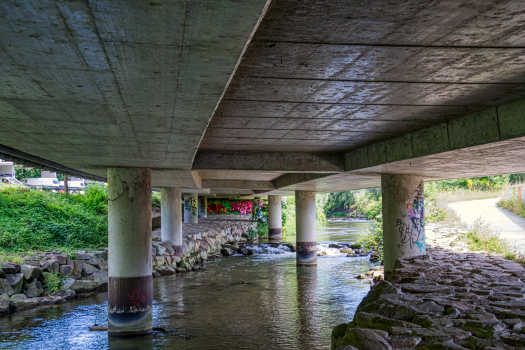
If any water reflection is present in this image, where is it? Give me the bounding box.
[0,220,373,350]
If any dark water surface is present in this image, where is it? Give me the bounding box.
[0,220,373,350]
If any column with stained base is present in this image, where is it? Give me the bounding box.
[107,167,153,336]
[295,191,317,266]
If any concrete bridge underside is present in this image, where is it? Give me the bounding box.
[0,0,525,196]
[3,0,525,336]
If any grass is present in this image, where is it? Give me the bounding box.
[462,218,520,260]
[0,184,108,252]
[498,197,525,218]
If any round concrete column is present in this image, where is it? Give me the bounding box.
[160,187,182,256]
[267,195,282,242]
[295,191,317,266]
[382,174,425,274]
[198,197,208,218]
[183,193,198,224]
[107,168,152,336]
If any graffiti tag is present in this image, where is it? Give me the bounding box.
[397,183,425,252]
[127,289,146,308]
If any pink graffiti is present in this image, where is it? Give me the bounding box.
[230,201,253,215]
[127,289,146,308]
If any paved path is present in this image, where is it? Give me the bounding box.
[449,198,525,253]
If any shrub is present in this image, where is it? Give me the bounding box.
[0,186,108,252]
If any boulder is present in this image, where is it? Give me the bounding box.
[81,263,98,276]
[347,252,358,257]
[153,243,167,256]
[23,278,44,298]
[1,263,20,274]
[62,278,95,293]
[153,256,165,266]
[92,270,108,288]
[501,333,525,347]
[69,260,83,279]
[87,258,107,270]
[6,273,24,294]
[59,264,73,277]
[40,260,60,273]
[55,255,69,265]
[160,241,175,255]
[0,294,11,315]
[335,347,358,350]
[336,328,392,350]
[330,243,344,249]
[154,266,175,276]
[39,296,65,305]
[76,252,94,260]
[221,248,234,256]
[388,336,422,348]
[0,270,4,279]
[21,265,42,280]
[61,289,75,300]
[10,293,38,311]
[461,320,505,339]
[0,279,14,296]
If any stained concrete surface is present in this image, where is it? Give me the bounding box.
[449,198,525,254]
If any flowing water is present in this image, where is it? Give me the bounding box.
[0,219,373,350]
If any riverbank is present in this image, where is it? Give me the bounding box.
[332,246,525,350]
[0,216,257,316]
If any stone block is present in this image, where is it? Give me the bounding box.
[76,252,94,260]
[55,255,69,265]
[1,263,20,274]
[0,279,14,296]
[23,278,44,298]
[0,294,11,315]
[63,278,95,293]
[81,263,98,277]
[21,265,42,280]
[87,258,107,270]
[69,260,83,279]
[40,260,60,273]
[59,265,73,277]
[6,273,24,294]
[10,293,38,311]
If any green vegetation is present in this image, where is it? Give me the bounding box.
[462,218,518,260]
[0,184,108,252]
[323,188,381,218]
[281,195,327,237]
[42,272,66,293]
[152,191,161,208]
[498,197,525,218]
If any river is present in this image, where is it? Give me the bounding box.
[0,219,374,350]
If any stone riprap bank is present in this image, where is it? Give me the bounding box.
[332,248,525,350]
[0,218,256,315]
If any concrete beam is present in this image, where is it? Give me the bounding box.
[201,179,275,190]
[192,152,344,172]
[345,99,525,172]
[272,173,337,189]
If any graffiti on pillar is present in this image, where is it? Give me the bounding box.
[184,197,198,217]
[127,289,147,309]
[397,183,425,252]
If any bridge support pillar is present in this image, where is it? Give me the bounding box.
[184,193,198,224]
[107,167,152,336]
[382,174,425,275]
[199,197,208,218]
[268,195,282,242]
[296,191,317,266]
[161,187,182,256]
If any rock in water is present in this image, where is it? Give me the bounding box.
[336,328,392,350]
[0,294,11,315]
